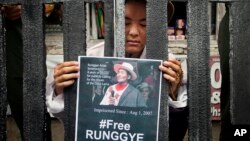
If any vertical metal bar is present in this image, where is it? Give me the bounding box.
[103,0,114,57]
[209,0,236,2]
[63,1,85,141]
[230,1,250,125]
[187,0,212,140]
[22,2,47,141]
[114,0,125,57]
[0,0,20,4]
[0,12,7,141]
[146,0,169,140]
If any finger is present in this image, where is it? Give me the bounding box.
[55,61,79,70]
[55,73,79,84]
[108,97,115,104]
[159,65,177,78]
[162,60,181,74]
[163,74,176,83]
[55,66,80,78]
[55,79,76,92]
[159,65,181,86]
[166,58,180,65]
[54,62,79,77]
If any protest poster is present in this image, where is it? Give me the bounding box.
[75,56,162,141]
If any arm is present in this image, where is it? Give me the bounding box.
[46,69,65,114]
[159,55,188,108]
[46,41,105,113]
[46,61,80,113]
[169,59,188,108]
[159,58,183,100]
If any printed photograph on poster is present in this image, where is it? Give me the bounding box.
[75,56,162,141]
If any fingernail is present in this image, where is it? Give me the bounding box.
[164,61,170,65]
[159,65,163,69]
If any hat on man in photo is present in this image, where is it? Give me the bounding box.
[114,62,137,80]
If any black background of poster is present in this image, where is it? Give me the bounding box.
[76,57,162,141]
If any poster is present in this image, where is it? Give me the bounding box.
[75,56,162,141]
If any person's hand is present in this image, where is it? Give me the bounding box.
[108,96,115,105]
[54,61,80,95]
[2,5,21,21]
[159,59,183,101]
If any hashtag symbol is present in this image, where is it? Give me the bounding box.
[99,120,106,129]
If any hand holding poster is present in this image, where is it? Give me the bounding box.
[75,56,162,141]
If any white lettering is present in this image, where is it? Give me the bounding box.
[85,130,144,140]
[94,129,102,140]
[242,129,247,135]
[137,133,144,141]
[86,130,93,139]
[234,129,241,136]
[129,132,136,140]
[120,132,128,141]
[117,123,124,130]
[234,129,247,136]
[210,62,221,89]
[211,92,220,104]
[211,107,221,117]
[102,130,110,140]
[124,124,130,131]
[107,120,113,129]
[111,131,119,140]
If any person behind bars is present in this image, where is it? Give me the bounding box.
[46,0,188,140]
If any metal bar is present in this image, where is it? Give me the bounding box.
[114,0,125,57]
[0,0,21,4]
[22,2,47,141]
[187,0,211,140]
[209,0,243,2]
[104,0,114,56]
[146,0,169,140]
[0,0,104,5]
[171,0,238,2]
[63,1,86,141]
[45,0,105,2]
[230,1,250,125]
[0,12,7,141]
[0,0,241,6]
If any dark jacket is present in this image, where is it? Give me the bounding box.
[118,85,146,107]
